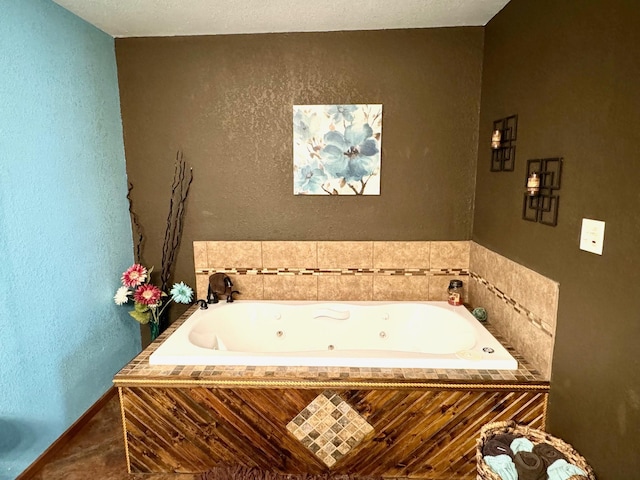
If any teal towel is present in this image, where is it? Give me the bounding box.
[510,436,535,454]
[484,454,518,480]
[547,459,588,480]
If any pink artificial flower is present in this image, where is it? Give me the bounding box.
[122,264,147,287]
[134,284,162,306]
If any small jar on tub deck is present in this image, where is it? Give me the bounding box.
[447,280,464,306]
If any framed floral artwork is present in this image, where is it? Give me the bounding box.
[293,104,382,195]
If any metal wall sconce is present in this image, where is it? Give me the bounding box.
[522,157,563,226]
[490,114,518,172]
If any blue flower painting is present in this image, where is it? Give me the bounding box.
[293,104,382,195]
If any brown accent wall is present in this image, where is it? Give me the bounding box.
[475,0,640,477]
[115,28,483,311]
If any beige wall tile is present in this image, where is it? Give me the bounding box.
[484,291,510,336]
[428,275,467,302]
[206,241,262,268]
[430,241,470,269]
[470,243,517,303]
[317,242,373,269]
[225,274,263,300]
[493,254,518,298]
[317,275,373,301]
[470,242,489,278]
[262,241,317,268]
[469,272,554,380]
[506,309,553,380]
[468,275,489,309]
[372,275,429,301]
[263,275,318,300]
[193,241,208,270]
[473,241,559,329]
[510,266,559,330]
[195,273,209,300]
[373,241,430,269]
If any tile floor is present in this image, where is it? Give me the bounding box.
[28,394,197,480]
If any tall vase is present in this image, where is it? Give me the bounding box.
[149,321,160,342]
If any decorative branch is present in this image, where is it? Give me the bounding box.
[160,150,194,293]
[127,182,144,263]
[321,184,339,195]
[347,176,372,195]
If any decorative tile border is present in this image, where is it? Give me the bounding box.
[196,267,470,277]
[470,272,554,337]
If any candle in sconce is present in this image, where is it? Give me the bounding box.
[527,172,540,196]
[491,129,502,149]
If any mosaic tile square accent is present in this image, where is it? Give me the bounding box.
[286,390,373,467]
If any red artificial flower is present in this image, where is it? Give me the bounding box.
[122,264,147,287]
[134,284,162,306]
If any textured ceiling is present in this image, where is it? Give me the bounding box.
[52,0,510,38]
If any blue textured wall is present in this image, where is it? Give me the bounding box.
[0,1,140,477]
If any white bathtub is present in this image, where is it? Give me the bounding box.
[149,301,518,370]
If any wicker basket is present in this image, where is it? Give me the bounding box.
[476,420,596,480]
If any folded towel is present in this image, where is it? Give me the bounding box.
[482,438,514,458]
[513,451,546,480]
[532,442,567,468]
[510,436,535,454]
[484,454,518,480]
[547,459,588,480]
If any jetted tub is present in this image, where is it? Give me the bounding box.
[150,301,518,370]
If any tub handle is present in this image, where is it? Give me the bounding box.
[312,308,350,320]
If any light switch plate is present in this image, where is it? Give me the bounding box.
[580,218,605,255]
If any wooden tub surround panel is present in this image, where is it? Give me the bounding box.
[118,385,547,478]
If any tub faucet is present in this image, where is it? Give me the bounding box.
[227,289,240,303]
[208,273,240,304]
[222,275,241,302]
